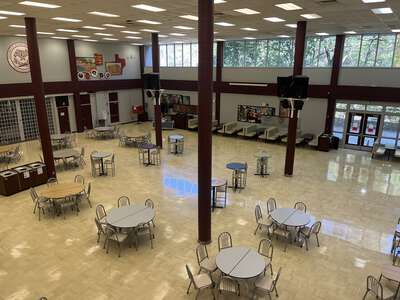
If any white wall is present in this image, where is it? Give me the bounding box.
[39,39,71,82]
[74,41,141,80]
[339,68,400,88]
[222,68,292,83]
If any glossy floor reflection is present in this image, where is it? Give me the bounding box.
[0,122,399,300]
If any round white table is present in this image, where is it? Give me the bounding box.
[53,149,79,160]
[91,152,111,175]
[216,246,265,279]
[94,127,114,139]
[107,205,155,228]
[270,208,310,227]
[51,134,67,141]
[95,126,114,132]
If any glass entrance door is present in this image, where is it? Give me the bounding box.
[345,113,381,150]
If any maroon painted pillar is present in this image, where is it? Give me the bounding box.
[197,0,213,244]
[139,45,146,110]
[152,33,163,148]
[325,35,345,134]
[284,20,306,177]
[215,41,224,124]
[67,39,83,132]
[25,17,56,178]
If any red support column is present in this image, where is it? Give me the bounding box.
[25,17,56,178]
[152,33,163,148]
[215,41,224,124]
[197,0,213,244]
[284,20,307,177]
[325,35,345,134]
[67,39,83,132]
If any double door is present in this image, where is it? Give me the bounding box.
[345,113,381,150]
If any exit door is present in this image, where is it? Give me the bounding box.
[57,106,71,133]
[345,113,381,150]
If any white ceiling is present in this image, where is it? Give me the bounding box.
[0,0,399,44]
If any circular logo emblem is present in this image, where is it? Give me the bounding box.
[7,43,30,73]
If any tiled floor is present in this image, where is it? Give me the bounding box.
[0,122,399,300]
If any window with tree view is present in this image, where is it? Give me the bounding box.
[342,33,400,68]
[304,36,336,67]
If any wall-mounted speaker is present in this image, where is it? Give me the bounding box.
[277,75,309,99]
[143,73,160,90]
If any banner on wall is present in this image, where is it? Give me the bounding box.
[7,43,30,73]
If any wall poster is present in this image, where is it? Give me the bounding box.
[237,105,275,123]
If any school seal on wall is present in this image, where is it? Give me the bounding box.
[7,42,30,73]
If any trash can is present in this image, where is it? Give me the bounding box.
[0,170,20,196]
[14,165,34,191]
[318,134,331,152]
[28,162,48,186]
[330,136,340,150]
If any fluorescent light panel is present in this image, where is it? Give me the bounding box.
[9,24,25,28]
[371,7,393,14]
[241,27,258,31]
[94,32,113,36]
[140,29,160,32]
[52,17,82,22]
[215,22,235,26]
[82,39,97,42]
[15,34,26,37]
[102,37,118,41]
[121,30,140,34]
[214,0,226,3]
[125,36,142,39]
[0,16,8,20]
[72,34,90,38]
[169,33,186,36]
[19,1,60,8]
[301,13,322,19]
[137,20,162,25]
[285,23,297,28]
[57,28,79,32]
[131,4,165,12]
[37,31,54,35]
[82,26,105,30]
[52,36,69,39]
[131,43,143,46]
[344,31,357,34]
[316,32,329,36]
[173,26,194,30]
[264,17,285,22]
[88,11,119,17]
[158,34,168,37]
[277,35,290,38]
[275,3,302,10]
[243,37,256,40]
[362,0,386,2]
[233,8,260,15]
[392,29,400,33]
[0,10,25,16]
[179,15,198,21]
[103,24,125,28]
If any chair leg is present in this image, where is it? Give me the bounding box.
[305,238,309,251]
[316,234,320,247]
[254,224,260,235]
[186,281,192,294]
[362,291,368,300]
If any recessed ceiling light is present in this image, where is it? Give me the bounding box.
[15,34,27,37]
[301,13,322,19]
[179,15,198,21]
[82,26,105,30]
[19,1,60,8]
[170,33,186,36]
[285,23,297,28]
[243,37,256,40]
[125,36,143,39]
[137,20,162,25]
[241,27,258,31]
[215,38,226,41]
[131,4,166,12]
[173,26,194,30]
[52,36,69,39]
[214,31,219,34]
[344,31,357,34]
[159,34,168,37]
[264,17,285,22]
[57,28,79,32]
[52,17,82,22]
[82,39,97,42]
[0,16,8,20]
[102,37,118,41]
[0,10,25,16]
[277,35,290,38]
[214,0,226,3]
[362,0,386,3]
[140,29,160,33]
[391,29,400,33]
[103,24,126,28]
[9,24,25,28]
[371,7,393,14]
[275,3,302,10]
[88,11,119,17]
[72,34,90,38]
[131,43,143,46]
[37,31,54,35]
[121,30,140,34]
[215,22,235,26]
[173,41,184,43]
[316,32,329,36]
[233,8,260,15]
[94,32,113,36]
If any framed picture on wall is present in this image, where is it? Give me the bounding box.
[105,62,123,75]
[76,57,96,73]
[237,105,275,123]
